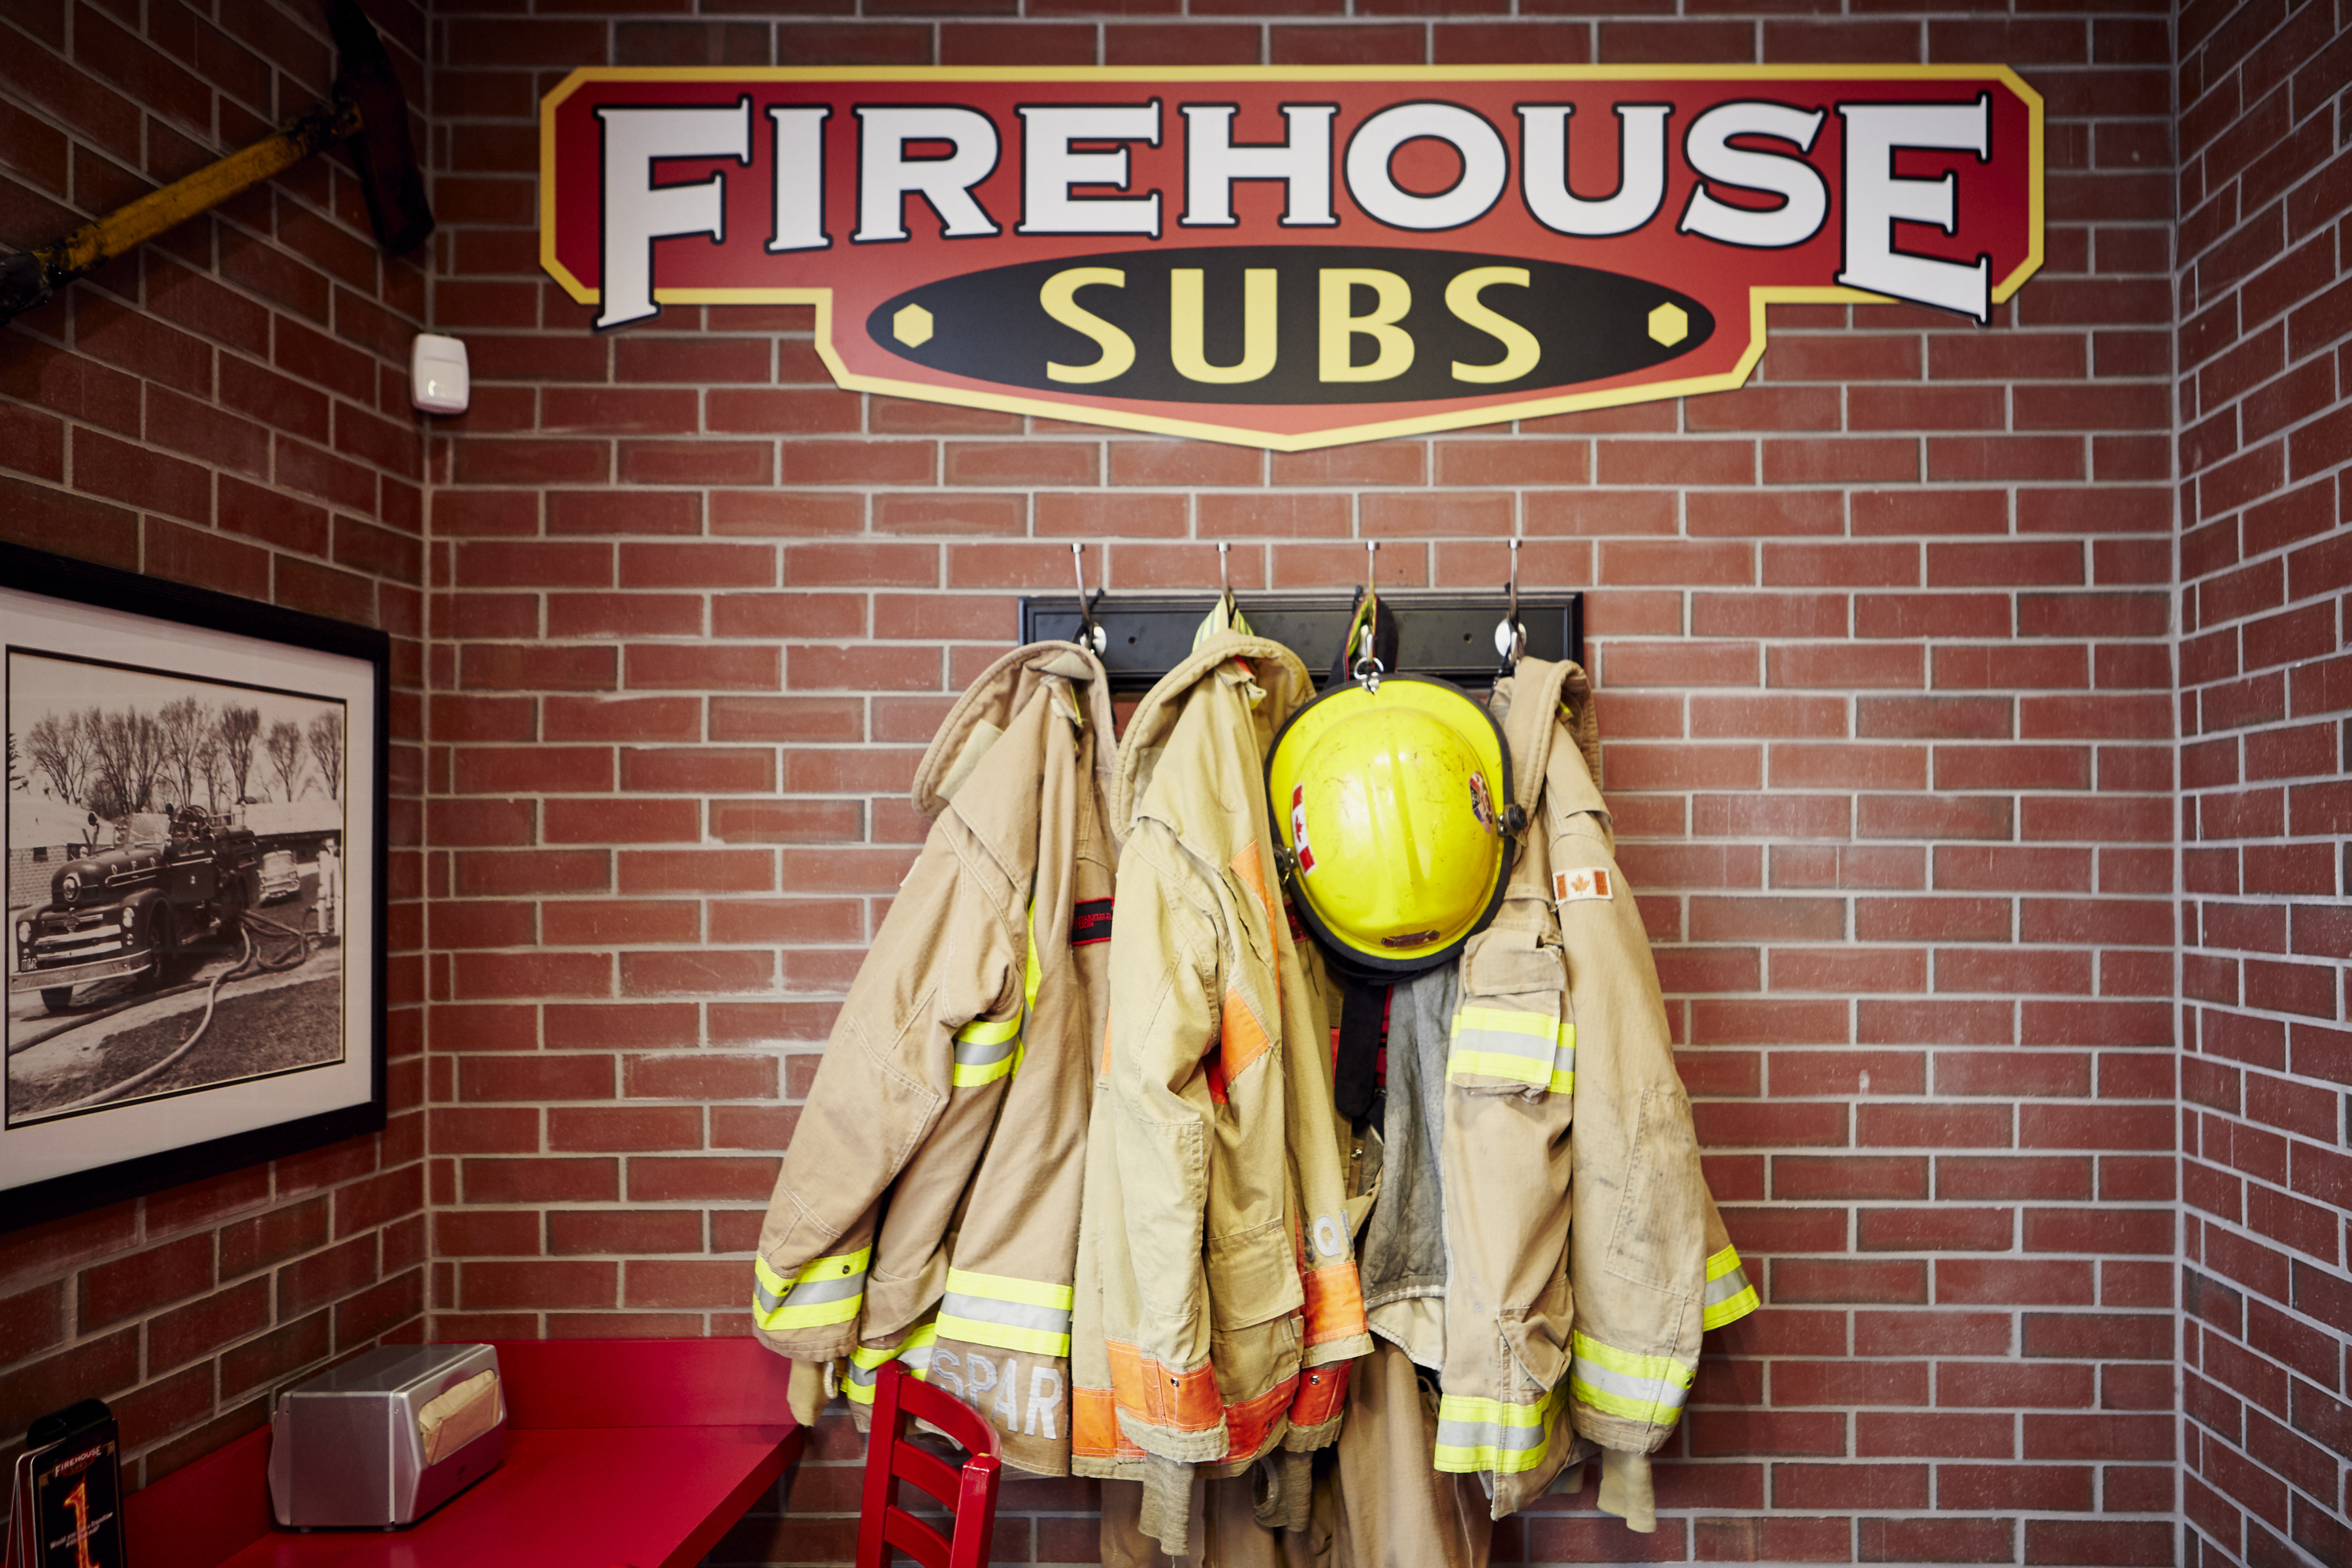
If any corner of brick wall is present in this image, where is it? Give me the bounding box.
[2174,0,2352,1563]
[0,0,429,1512]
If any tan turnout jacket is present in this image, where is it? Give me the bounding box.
[1435,657,1757,1524]
[749,641,1120,1475]
[1071,632,1374,1500]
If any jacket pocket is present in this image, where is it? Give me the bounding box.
[1501,1272,1573,1393]
[1603,1085,1706,1299]
[1450,930,1573,1099]
[1205,1216,1307,1331]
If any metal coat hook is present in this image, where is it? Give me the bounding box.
[1218,541,1234,621]
[1495,539,1526,671]
[1070,543,1105,654]
[1352,541,1383,693]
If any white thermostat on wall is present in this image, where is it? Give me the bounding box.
[410,333,469,415]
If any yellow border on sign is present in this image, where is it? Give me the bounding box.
[537,65,2044,451]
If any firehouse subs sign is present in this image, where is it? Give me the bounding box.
[539,68,2042,449]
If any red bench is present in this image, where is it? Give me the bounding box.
[123,1339,805,1568]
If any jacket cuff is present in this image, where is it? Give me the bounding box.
[1701,1243,1760,1331]
[1565,1330,1693,1454]
[1109,1342,1232,1463]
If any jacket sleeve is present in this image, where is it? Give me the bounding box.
[1098,832,1232,1465]
[751,825,1024,1362]
[1555,788,1755,1458]
[1434,851,1578,1494]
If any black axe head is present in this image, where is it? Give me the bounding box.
[325,0,433,257]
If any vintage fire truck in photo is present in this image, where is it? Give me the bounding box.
[10,811,265,1013]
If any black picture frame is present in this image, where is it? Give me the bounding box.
[0,542,390,1233]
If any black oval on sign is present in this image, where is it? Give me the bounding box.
[866,246,1712,406]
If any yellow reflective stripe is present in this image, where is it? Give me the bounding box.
[751,1246,870,1331]
[1024,900,1043,1016]
[939,1267,1074,1356]
[945,1268,1075,1310]
[951,1009,1021,1086]
[1449,1049,1548,1086]
[1568,1331,1693,1428]
[949,900,1044,1087]
[1703,1283,1760,1331]
[1702,1243,1759,1330]
[1449,1006,1573,1094]
[1431,1387,1562,1474]
[955,1015,1021,1045]
[936,1314,1070,1356]
[1456,1006,1554,1041]
[845,1323,939,1405]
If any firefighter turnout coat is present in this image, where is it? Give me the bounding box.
[1434,657,1758,1524]
[749,641,1120,1476]
[1071,629,1375,1533]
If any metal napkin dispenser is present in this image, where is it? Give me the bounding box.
[269,1343,506,1529]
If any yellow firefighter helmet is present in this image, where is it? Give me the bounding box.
[1266,674,1513,973]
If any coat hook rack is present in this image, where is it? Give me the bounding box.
[1019,574,1582,696]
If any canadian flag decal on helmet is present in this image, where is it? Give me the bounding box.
[1291,785,1316,875]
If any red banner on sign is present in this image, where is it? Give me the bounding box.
[540,67,2042,450]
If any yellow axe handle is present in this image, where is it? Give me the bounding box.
[41,102,359,279]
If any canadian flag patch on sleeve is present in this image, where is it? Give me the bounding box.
[1554,868,1613,904]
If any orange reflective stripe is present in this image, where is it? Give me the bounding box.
[1230,844,1281,994]
[1290,1363,1347,1428]
[1230,844,1273,922]
[1073,1386,1140,1460]
[1107,1341,1225,1433]
[1219,1376,1298,1460]
[1301,1260,1367,1347]
[1220,988,1272,1082]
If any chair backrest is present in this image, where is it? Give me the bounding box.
[855,1359,1003,1568]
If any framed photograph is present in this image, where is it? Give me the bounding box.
[1,542,388,1232]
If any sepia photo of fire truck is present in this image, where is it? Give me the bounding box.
[10,809,263,1013]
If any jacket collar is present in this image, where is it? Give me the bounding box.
[1111,632,1312,839]
[1497,657,1605,819]
[912,640,1118,824]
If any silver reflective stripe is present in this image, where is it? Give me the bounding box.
[1433,1417,1546,1454]
[1573,1356,1690,1413]
[1456,1027,1553,1070]
[758,1266,868,1315]
[1704,1267,1752,1307]
[940,1290,1072,1338]
[953,1036,1019,1070]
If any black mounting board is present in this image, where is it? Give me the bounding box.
[1017,592,1582,695]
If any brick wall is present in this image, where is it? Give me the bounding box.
[424,5,2194,1563]
[0,0,429,1519]
[2174,1,2352,1565]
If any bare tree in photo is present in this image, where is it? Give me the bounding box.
[24,711,93,804]
[157,696,212,812]
[266,719,305,802]
[88,707,165,820]
[196,727,225,812]
[306,710,344,802]
[220,704,261,805]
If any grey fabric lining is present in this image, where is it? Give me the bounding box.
[1358,961,1458,1365]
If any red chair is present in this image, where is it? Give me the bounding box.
[855,1358,1003,1568]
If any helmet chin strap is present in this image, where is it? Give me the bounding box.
[1331,972,1390,1126]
